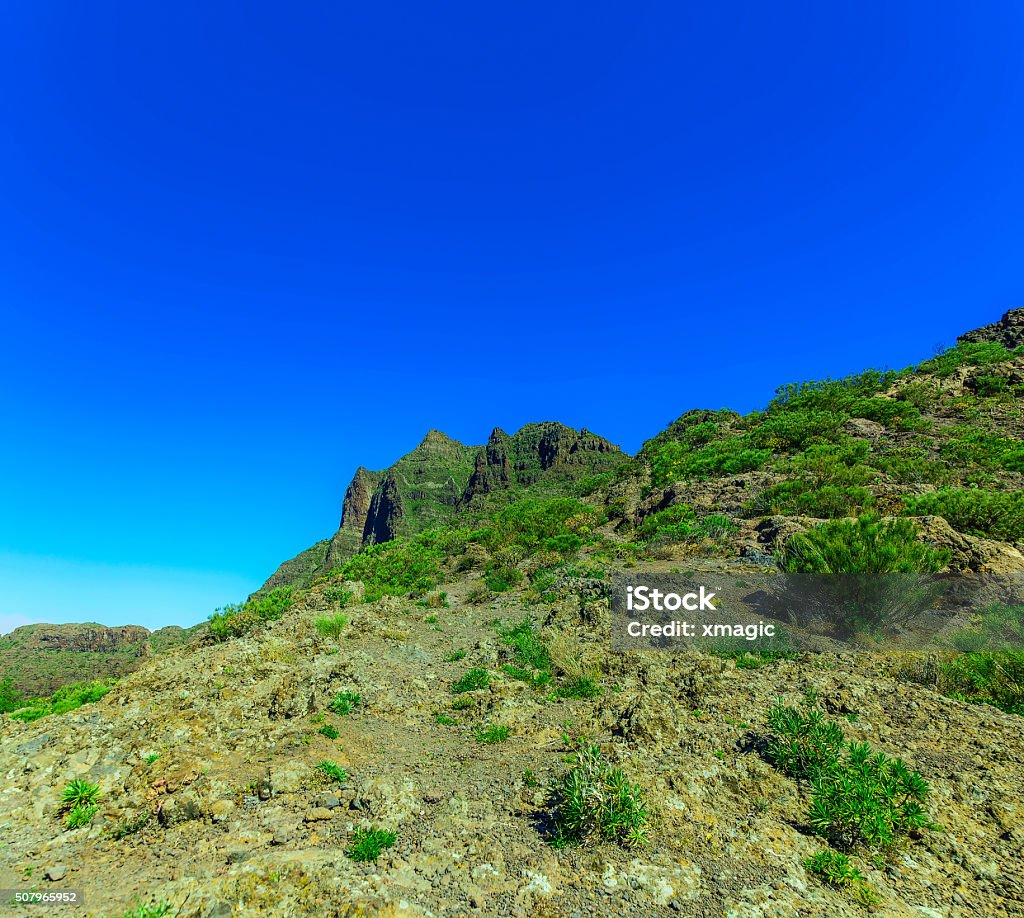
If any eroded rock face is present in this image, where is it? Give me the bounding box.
[958,306,1024,349]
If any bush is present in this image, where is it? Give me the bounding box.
[60,779,101,828]
[939,652,1024,715]
[452,668,490,693]
[346,825,397,862]
[767,703,845,780]
[337,539,443,601]
[916,341,1021,377]
[903,488,1024,542]
[637,504,736,544]
[319,723,340,739]
[8,679,115,723]
[548,743,649,848]
[751,442,877,518]
[779,515,949,575]
[314,613,349,638]
[329,690,361,715]
[0,678,23,714]
[767,703,933,851]
[65,803,97,830]
[938,427,1024,473]
[805,850,867,889]
[209,586,295,641]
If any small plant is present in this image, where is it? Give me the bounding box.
[346,825,397,862]
[547,743,649,848]
[444,649,467,662]
[808,742,932,850]
[315,613,349,639]
[452,668,490,694]
[330,690,361,715]
[112,810,151,840]
[319,724,340,739]
[435,713,458,726]
[117,904,172,918]
[451,695,475,710]
[766,701,845,779]
[65,803,98,829]
[474,724,511,744]
[316,760,349,784]
[60,778,101,813]
[523,769,538,787]
[805,849,865,887]
[145,752,160,765]
[424,615,438,624]
[556,676,602,699]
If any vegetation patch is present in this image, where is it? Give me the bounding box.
[903,487,1024,542]
[7,679,115,723]
[547,742,649,849]
[452,668,490,694]
[316,760,349,784]
[346,825,397,862]
[209,587,294,641]
[329,690,361,716]
[314,613,348,639]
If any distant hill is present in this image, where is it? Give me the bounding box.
[0,621,200,696]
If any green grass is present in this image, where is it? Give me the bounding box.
[60,778,101,811]
[314,612,349,638]
[329,691,361,716]
[444,649,466,662]
[452,668,490,693]
[474,724,511,744]
[346,825,397,862]
[64,803,97,830]
[548,743,649,849]
[555,676,602,699]
[318,723,340,739]
[434,713,458,726]
[316,760,349,784]
[117,904,172,918]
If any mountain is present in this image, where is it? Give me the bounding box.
[262,422,625,593]
[1,310,1023,916]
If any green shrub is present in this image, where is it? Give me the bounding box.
[939,652,1024,715]
[329,690,361,716]
[0,678,23,714]
[637,504,736,543]
[452,669,490,693]
[767,703,932,851]
[314,613,349,639]
[499,617,551,673]
[779,515,949,575]
[337,538,443,601]
[444,649,466,662]
[916,341,1021,377]
[319,723,340,739]
[973,374,1009,397]
[117,904,171,918]
[766,702,844,780]
[64,803,97,830]
[808,741,932,850]
[316,760,349,783]
[61,778,102,811]
[647,436,771,485]
[805,850,866,888]
[321,585,354,606]
[903,488,1024,541]
[548,743,649,848]
[938,427,1024,472]
[556,676,602,699]
[8,679,116,723]
[484,567,522,593]
[209,586,295,641]
[346,825,397,862]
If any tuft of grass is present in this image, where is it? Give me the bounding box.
[474,724,511,744]
[346,825,397,862]
[330,690,361,716]
[556,676,602,699]
[444,649,467,662]
[452,668,490,694]
[548,743,649,849]
[806,850,875,903]
[316,760,349,784]
[60,778,101,813]
[145,752,159,764]
[434,713,458,726]
[64,803,97,830]
[315,613,349,639]
[319,723,340,739]
[112,810,151,840]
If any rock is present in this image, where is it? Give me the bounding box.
[45,865,66,882]
[210,799,235,823]
[957,307,1024,349]
[314,793,341,810]
[303,807,333,822]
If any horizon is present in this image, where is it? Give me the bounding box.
[3,2,1024,631]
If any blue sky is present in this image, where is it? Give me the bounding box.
[1,1,1022,631]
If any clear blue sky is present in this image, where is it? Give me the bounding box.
[2,2,1022,631]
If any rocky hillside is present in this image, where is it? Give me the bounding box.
[1,309,1023,917]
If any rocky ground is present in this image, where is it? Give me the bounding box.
[1,559,1022,918]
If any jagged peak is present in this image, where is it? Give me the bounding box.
[415,429,463,452]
